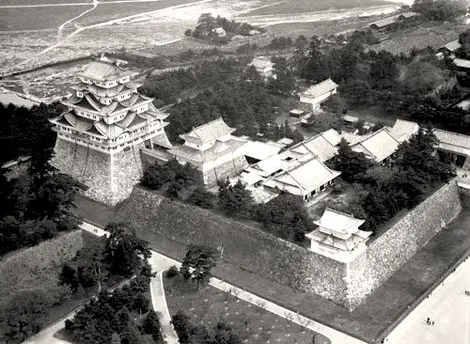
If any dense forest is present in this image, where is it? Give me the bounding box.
[141,57,297,142]
[0,103,85,257]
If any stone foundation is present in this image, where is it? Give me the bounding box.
[52,138,144,205]
[204,155,249,186]
[116,180,462,310]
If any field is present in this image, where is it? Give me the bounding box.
[164,275,329,344]
[0,6,89,31]
[247,0,398,16]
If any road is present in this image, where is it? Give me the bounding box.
[385,255,470,344]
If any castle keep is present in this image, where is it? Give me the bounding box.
[50,56,171,205]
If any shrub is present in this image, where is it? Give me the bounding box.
[165,265,179,278]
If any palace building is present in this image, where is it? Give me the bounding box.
[49,56,171,205]
[168,117,249,186]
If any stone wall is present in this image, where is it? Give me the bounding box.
[116,186,348,302]
[116,181,462,310]
[345,180,462,308]
[52,138,144,205]
[0,230,84,306]
[204,155,249,186]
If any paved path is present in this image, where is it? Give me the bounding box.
[385,255,470,344]
[83,222,366,344]
[149,271,179,344]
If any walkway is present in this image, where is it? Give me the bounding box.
[149,272,179,344]
[82,221,366,344]
[385,255,470,344]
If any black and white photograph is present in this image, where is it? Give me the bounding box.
[1,0,470,343]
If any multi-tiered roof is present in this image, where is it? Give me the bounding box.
[50,56,171,153]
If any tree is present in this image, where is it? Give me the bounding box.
[212,321,242,344]
[181,245,218,290]
[257,193,314,242]
[217,179,254,218]
[188,186,216,208]
[184,29,192,36]
[328,139,375,183]
[105,223,151,276]
[142,310,163,342]
[3,289,55,343]
[412,0,467,21]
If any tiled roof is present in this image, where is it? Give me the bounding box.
[289,133,337,162]
[321,128,342,146]
[442,40,462,52]
[453,58,470,69]
[180,117,235,144]
[313,208,366,239]
[306,228,371,252]
[302,78,338,99]
[169,138,246,163]
[433,129,470,151]
[351,128,400,162]
[242,141,282,162]
[264,157,340,195]
[152,132,173,149]
[249,56,275,70]
[369,12,419,28]
[389,119,419,142]
[80,58,132,82]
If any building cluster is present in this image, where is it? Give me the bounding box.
[47,54,470,263]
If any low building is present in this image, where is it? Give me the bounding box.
[453,58,470,73]
[168,117,248,186]
[242,130,342,201]
[433,129,470,169]
[369,12,419,31]
[263,157,340,201]
[389,119,419,142]
[437,39,462,59]
[212,27,226,37]
[248,56,276,80]
[241,140,282,164]
[299,78,338,112]
[305,208,372,263]
[350,128,400,163]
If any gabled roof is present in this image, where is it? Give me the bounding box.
[289,133,338,162]
[242,141,282,162]
[369,12,419,28]
[321,128,342,146]
[314,208,365,239]
[80,57,132,82]
[442,40,462,52]
[453,58,470,69]
[433,129,470,156]
[169,138,246,163]
[264,157,341,195]
[249,56,275,70]
[180,117,235,144]
[351,128,400,162]
[301,78,338,99]
[389,119,419,142]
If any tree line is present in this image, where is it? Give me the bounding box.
[142,161,314,243]
[0,103,86,257]
[328,129,454,231]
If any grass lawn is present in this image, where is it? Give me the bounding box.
[164,275,329,344]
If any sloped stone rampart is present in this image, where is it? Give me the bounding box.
[345,180,462,308]
[52,138,143,205]
[116,187,347,303]
[116,181,462,310]
[0,230,84,306]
